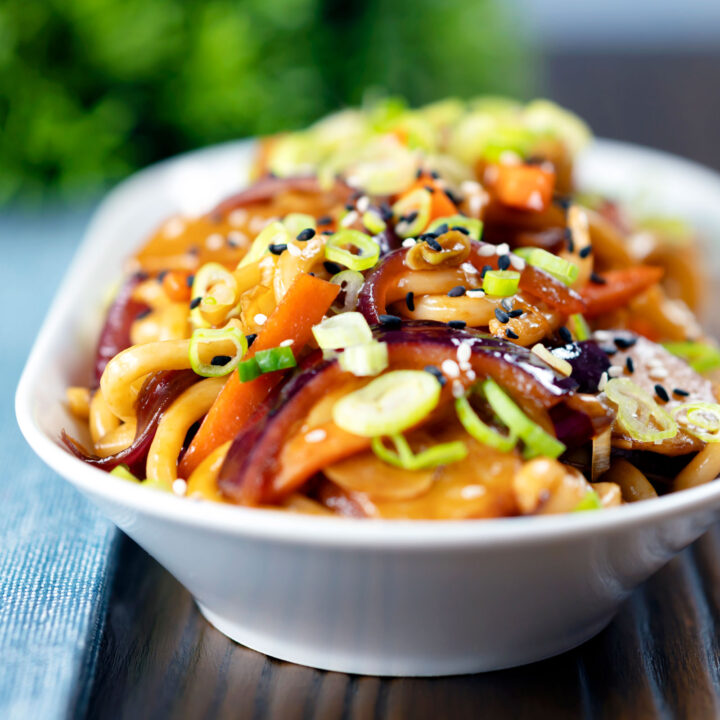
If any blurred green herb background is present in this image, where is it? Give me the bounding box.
[0,0,530,203]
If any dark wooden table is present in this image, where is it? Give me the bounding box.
[85,53,720,719]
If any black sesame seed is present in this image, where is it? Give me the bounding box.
[186,275,195,287]
[600,345,617,355]
[401,211,419,225]
[379,203,393,221]
[579,245,592,258]
[445,189,462,205]
[554,195,572,211]
[481,264,493,278]
[418,232,438,242]
[508,309,524,318]
[501,298,514,312]
[626,357,635,373]
[227,237,239,248]
[157,270,168,282]
[379,314,402,328]
[323,261,343,275]
[350,190,362,201]
[424,184,435,194]
[590,272,607,284]
[424,365,447,386]
[187,245,200,256]
[448,320,467,329]
[321,230,334,235]
[426,238,443,252]
[136,308,152,320]
[495,308,510,324]
[434,223,449,236]
[296,227,316,241]
[448,286,466,297]
[614,336,637,349]
[498,255,511,271]
[269,243,287,255]
[673,388,690,397]
[431,170,440,179]
[505,329,519,339]
[211,355,232,366]
[558,326,572,343]
[655,384,670,402]
[246,333,257,347]
[452,225,470,235]
[416,168,423,179]
[405,291,415,312]
[565,228,575,253]
[190,297,201,309]
[345,203,355,212]
[317,215,332,225]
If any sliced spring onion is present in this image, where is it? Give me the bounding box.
[330,269,365,313]
[189,325,248,377]
[427,214,483,240]
[455,396,517,452]
[190,262,237,329]
[604,378,677,443]
[237,357,261,382]
[325,229,380,272]
[110,464,140,483]
[392,188,432,237]
[568,313,591,341]
[483,378,566,459]
[312,312,372,350]
[239,221,292,268]
[255,346,297,373]
[513,247,579,286]
[482,269,520,297]
[339,342,389,377]
[362,209,387,235]
[573,490,603,512]
[332,370,442,437]
[371,434,467,470]
[283,213,316,236]
[673,402,720,443]
[663,341,720,373]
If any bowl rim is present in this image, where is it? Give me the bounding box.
[16,137,720,550]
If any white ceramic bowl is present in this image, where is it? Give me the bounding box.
[16,139,720,676]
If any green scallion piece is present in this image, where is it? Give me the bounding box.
[483,378,566,459]
[455,396,517,452]
[110,464,140,483]
[371,434,468,470]
[482,270,520,297]
[362,210,387,235]
[188,325,248,377]
[338,342,389,377]
[568,313,591,341]
[428,214,483,240]
[255,346,297,373]
[663,341,720,374]
[237,357,261,383]
[573,490,603,512]
[325,229,380,272]
[514,247,579,286]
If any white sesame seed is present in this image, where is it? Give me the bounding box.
[164,217,186,238]
[460,262,479,274]
[402,238,416,248]
[452,380,465,398]
[496,243,510,256]
[457,342,472,363]
[305,429,327,443]
[254,313,267,325]
[341,210,358,227]
[460,484,486,500]
[356,196,370,213]
[459,361,471,372]
[441,359,460,378]
[279,339,293,347]
[594,331,613,341]
[478,244,496,256]
[466,289,485,299]
[648,367,669,380]
[286,242,302,257]
[205,233,224,251]
[460,180,482,194]
[527,190,544,211]
[510,255,526,270]
[227,230,248,247]
[598,372,608,392]
[172,479,187,496]
[466,370,476,382]
[228,209,248,227]
[608,365,624,377]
